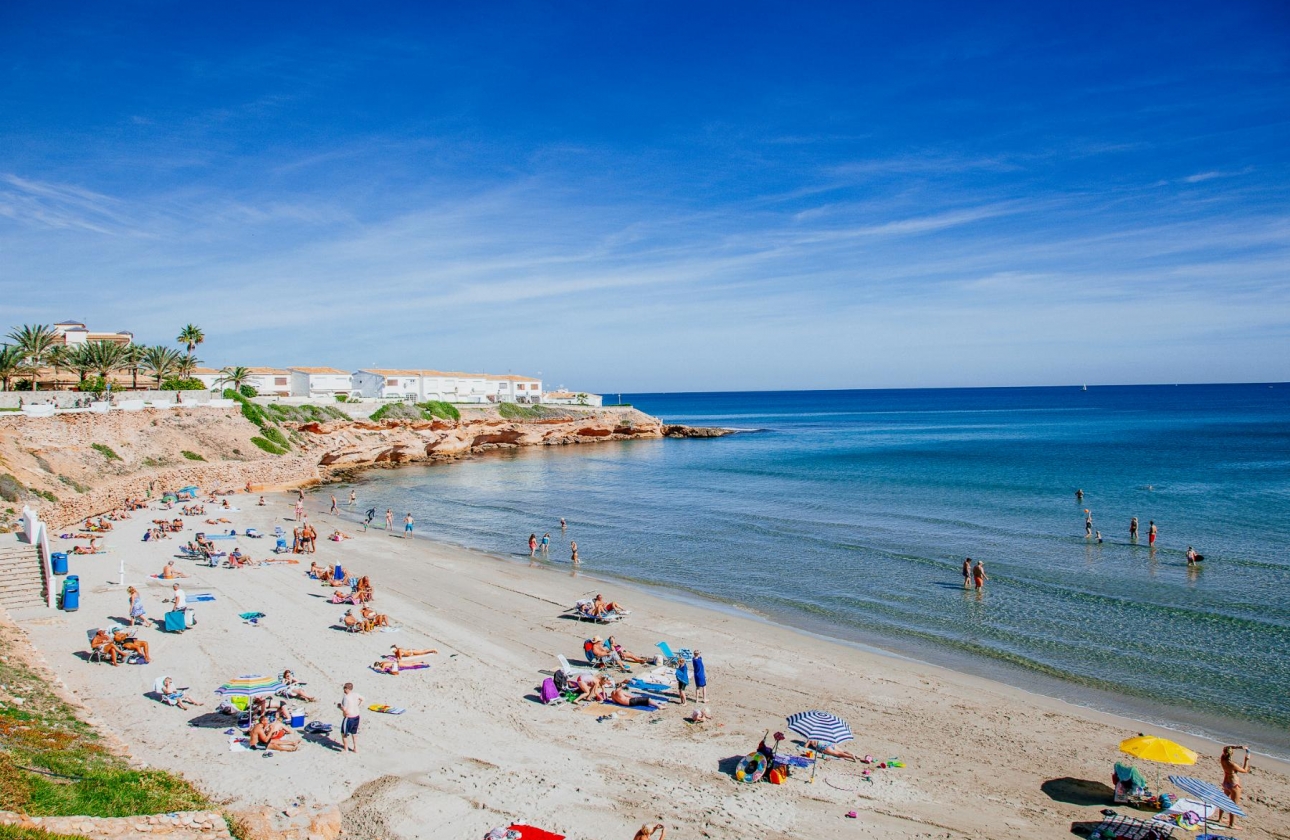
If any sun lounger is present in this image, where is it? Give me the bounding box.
[569,599,625,623]
[556,654,594,679]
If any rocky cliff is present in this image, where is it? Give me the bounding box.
[0,404,712,529]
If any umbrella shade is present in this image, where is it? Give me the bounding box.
[786,710,854,745]
[1168,775,1246,818]
[213,674,286,699]
[1120,735,1198,765]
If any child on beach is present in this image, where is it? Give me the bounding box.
[674,657,690,706]
[528,533,538,557]
[541,532,550,554]
[338,682,364,753]
[692,650,707,703]
[404,513,414,539]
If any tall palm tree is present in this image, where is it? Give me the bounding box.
[6,324,59,393]
[177,324,205,356]
[175,354,201,379]
[82,340,129,384]
[46,345,71,391]
[140,345,181,388]
[0,345,23,391]
[215,365,252,392]
[122,344,144,390]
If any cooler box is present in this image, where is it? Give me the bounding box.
[164,610,187,632]
[290,710,305,727]
[51,552,68,575]
[60,575,80,612]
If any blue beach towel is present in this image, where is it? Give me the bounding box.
[190,593,217,603]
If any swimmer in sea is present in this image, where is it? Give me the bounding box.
[972,560,986,590]
[1148,520,1157,546]
[1129,516,1138,541]
[1075,489,1083,502]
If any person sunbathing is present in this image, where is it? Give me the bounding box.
[633,825,666,840]
[329,530,350,542]
[607,637,651,664]
[160,561,186,579]
[354,576,373,601]
[329,566,350,587]
[592,594,625,616]
[590,637,628,671]
[159,677,202,709]
[248,718,299,751]
[806,739,859,761]
[308,561,327,579]
[112,630,150,664]
[96,517,113,531]
[258,496,266,506]
[360,606,388,629]
[572,673,610,703]
[342,610,367,632]
[90,629,124,666]
[278,670,315,702]
[390,645,436,665]
[71,539,99,555]
[608,684,656,708]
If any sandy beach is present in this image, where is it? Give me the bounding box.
[11,491,1290,840]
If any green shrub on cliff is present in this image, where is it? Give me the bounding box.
[159,377,204,391]
[498,403,568,421]
[0,825,93,839]
[57,475,88,494]
[0,474,22,503]
[238,384,258,398]
[418,400,460,421]
[250,436,286,455]
[90,444,120,461]
[180,450,205,461]
[261,426,288,448]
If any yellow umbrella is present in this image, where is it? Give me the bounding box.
[1119,734,1197,795]
[1119,735,1198,766]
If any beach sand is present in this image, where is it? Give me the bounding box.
[12,493,1290,840]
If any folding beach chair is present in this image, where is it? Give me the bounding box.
[656,641,689,667]
[556,654,594,679]
[86,629,109,664]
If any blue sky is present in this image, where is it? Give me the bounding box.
[1,1,1287,391]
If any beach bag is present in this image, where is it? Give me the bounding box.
[539,678,560,705]
[553,670,570,693]
[768,767,787,785]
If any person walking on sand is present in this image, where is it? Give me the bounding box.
[338,682,364,753]
[1217,745,1251,828]
[1148,520,1157,546]
[962,558,972,589]
[330,495,338,515]
[294,500,304,521]
[385,508,393,533]
[541,532,551,554]
[528,533,538,558]
[1130,516,1139,542]
[570,540,580,565]
[403,513,414,539]
[972,560,986,590]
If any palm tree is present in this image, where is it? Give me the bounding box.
[177,324,205,356]
[175,354,201,379]
[122,344,144,390]
[215,366,252,392]
[46,345,71,391]
[6,324,60,392]
[66,343,95,386]
[140,345,181,388]
[82,340,129,384]
[0,345,23,391]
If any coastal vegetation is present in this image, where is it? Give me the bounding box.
[260,403,348,424]
[0,632,209,819]
[89,444,119,462]
[497,402,567,421]
[159,377,204,391]
[369,400,460,422]
[180,450,205,461]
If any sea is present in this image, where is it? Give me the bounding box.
[333,384,1290,755]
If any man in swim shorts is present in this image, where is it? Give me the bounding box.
[1148,520,1157,546]
[338,682,364,753]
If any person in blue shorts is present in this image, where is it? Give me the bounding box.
[403,513,413,538]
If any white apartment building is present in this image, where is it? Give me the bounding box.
[544,390,603,407]
[191,367,291,396]
[352,370,543,403]
[289,367,352,399]
[52,320,133,346]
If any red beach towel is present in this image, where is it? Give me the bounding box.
[507,826,565,840]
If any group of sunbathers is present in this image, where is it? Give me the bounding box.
[343,605,389,632]
[585,635,649,671]
[82,517,114,532]
[576,593,628,619]
[181,504,206,516]
[90,627,151,665]
[371,645,438,674]
[152,518,185,533]
[570,673,657,708]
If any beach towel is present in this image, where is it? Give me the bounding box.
[627,679,671,693]
[205,534,236,540]
[367,704,405,714]
[506,826,564,840]
[238,612,266,620]
[190,593,217,603]
[372,663,428,674]
[228,737,253,752]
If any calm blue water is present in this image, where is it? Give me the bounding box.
[334,385,1290,752]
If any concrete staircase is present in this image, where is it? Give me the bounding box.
[0,539,47,609]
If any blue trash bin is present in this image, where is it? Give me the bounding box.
[61,575,80,612]
[51,552,68,576]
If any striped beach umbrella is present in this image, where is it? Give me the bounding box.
[1169,774,1246,837]
[786,710,855,745]
[213,674,286,700]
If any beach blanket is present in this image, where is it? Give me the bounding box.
[371,663,428,675]
[205,534,236,540]
[239,611,266,621]
[627,679,671,693]
[190,593,216,602]
[1155,798,1218,825]
[506,825,564,840]
[228,737,253,752]
[368,704,405,714]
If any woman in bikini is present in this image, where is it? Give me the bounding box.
[1218,745,1251,828]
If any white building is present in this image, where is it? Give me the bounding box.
[351,369,543,403]
[191,367,223,390]
[52,320,133,346]
[289,367,352,399]
[544,390,603,407]
[191,367,291,396]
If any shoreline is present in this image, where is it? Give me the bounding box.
[318,493,1290,764]
[10,490,1290,838]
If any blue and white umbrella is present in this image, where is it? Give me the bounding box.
[1168,775,1245,818]
[786,710,855,745]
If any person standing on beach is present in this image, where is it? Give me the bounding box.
[385,509,393,533]
[1130,517,1139,542]
[330,495,338,515]
[962,558,972,588]
[404,513,414,539]
[674,657,689,706]
[528,534,538,558]
[337,682,364,753]
[1148,520,1157,546]
[349,490,356,506]
[972,560,986,590]
[541,532,551,554]
[692,650,707,703]
[363,508,376,532]
[570,540,580,565]
[294,500,304,521]
[1218,746,1251,828]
